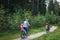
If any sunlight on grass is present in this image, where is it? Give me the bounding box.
[33,27,60,40]
[29,27,45,34]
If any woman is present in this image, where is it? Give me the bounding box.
[23,19,30,36]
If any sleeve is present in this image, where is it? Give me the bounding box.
[27,21,30,26]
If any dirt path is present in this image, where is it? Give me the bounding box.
[14,26,57,40]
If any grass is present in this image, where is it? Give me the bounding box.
[33,27,60,40]
[0,31,20,40]
[0,26,45,40]
[29,26,46,34]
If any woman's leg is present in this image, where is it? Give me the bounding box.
[26,27,28,35]
[24,27,28,36]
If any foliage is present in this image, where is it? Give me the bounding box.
[0,0,60,35]
[53,0,60,16]
[45,13,60,24]
[48,0,60,16]
[0,7,10,32]
[48,0,54,14]
[1,0,46,16]
[0,8,60,32]
[32,0,46,16]
[30,15,46,28]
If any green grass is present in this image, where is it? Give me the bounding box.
[0,26,45,40]
[0,31,20,40]
[29,26,46,34]
[33,27,60,40]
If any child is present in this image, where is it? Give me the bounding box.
[20,24,24,31]
[46,23,50,33]
[20,24,26,38]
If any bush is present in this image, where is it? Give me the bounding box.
[0,7,60,33]
[45,14,60,25]
[0,7,11,32]
[29,15,46,28]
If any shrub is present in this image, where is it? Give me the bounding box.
[45,14,60,25]
[29,15,46,28]
[0,7,11,32]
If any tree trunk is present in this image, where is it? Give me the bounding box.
[32,0,39,16]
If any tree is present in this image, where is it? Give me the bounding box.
[48,0,54,14]
[40,0,46,15]
[31,0,39,16]
[32,0,46,16]
[53,0,60,16]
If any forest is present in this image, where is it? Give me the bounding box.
[0,0,60,33]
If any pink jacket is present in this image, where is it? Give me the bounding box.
[20,25,24,31]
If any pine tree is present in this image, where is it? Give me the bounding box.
[48,0,54,14]
[53,0,60,16]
